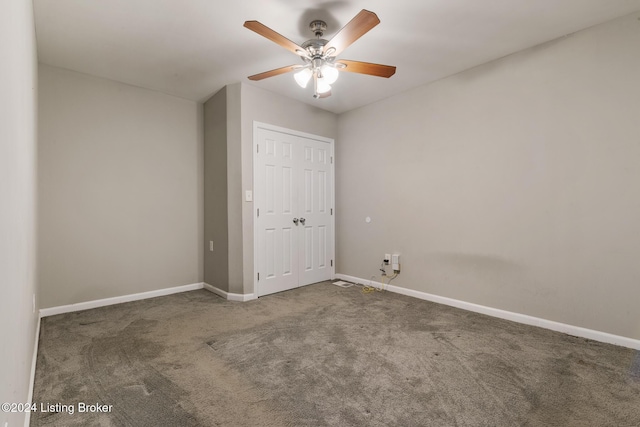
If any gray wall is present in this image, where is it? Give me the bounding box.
[203,87,229,291]
[336,13,640,340]
[38,65,203,308]
[0,1,38,425]
[202,82,338,295]
[239,84,338,294]
[227,84,243,293]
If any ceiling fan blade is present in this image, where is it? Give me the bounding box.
[323,10,380,57]
[248,65,302,81]
[336,60,396,78]
[318,90,331,99]
[244,21,308,57]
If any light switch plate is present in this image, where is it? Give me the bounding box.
[392,254,400,272]
[245,190,253,202]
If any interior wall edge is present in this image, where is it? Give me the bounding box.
[0,0,39,426]
[24,316,41,427]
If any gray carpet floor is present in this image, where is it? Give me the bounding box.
[32,282,640,426]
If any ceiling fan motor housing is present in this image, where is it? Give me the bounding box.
[301,39,328,58]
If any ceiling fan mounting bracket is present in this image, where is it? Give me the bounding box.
[309,20,327,38]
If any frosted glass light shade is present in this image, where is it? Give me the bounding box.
[321,65,339,84]
[316,77,331,94]
[294,68,312,88]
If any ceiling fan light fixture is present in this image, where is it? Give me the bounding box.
[294,68,312,88]
[244,10,396,99]
[316,76,331,94]
[320,64,339,85]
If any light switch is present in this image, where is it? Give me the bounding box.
[245,190,253,202]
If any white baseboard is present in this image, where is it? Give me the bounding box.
[203,282,228,299]
[228,292,257,302]
[24,313,41,427]
[39,282,205,317]
[203,283,257,302]
[335,274,640,350]
[39,281,259,319]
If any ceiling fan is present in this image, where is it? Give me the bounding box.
[244,9,396,99]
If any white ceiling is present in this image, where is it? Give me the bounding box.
[34,0,640,114]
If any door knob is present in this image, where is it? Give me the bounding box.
[299,218,306,224]
[293,218,299,225]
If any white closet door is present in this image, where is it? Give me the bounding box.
[298,137,333,286]
[256,128,299,296]
[255,124,334,297]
